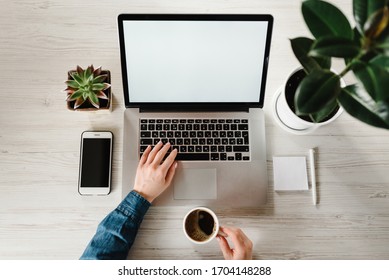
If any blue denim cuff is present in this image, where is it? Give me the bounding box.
[117,190,151,224]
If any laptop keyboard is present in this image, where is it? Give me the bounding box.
[139,118,250,161]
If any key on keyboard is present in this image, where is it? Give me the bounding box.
[139,118,250,161]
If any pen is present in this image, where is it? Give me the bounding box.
[309,148,317,205]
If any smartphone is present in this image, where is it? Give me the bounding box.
[78,131,113,195]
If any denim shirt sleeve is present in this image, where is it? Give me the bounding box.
[80,190,151,260]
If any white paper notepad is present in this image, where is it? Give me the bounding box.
[273,156,309,191]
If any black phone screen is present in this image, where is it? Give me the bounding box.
[80,138,111,187]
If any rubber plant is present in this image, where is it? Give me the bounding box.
[65,65,111,109]
[291,0,389,129]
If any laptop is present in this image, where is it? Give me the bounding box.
[118,14,273,207]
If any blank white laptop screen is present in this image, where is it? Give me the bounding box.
[122,20,269,103]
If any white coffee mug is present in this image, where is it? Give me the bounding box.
[183,207,225,244]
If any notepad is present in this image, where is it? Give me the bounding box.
[273,156,309,191]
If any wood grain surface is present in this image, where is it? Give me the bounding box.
[0,0,388,259]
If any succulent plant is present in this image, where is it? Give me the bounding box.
[65,65,111,109]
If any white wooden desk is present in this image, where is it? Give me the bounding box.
[1,0,388,259]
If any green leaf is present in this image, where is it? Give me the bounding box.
[92,74,107,84]
[65,80,79,89]
[370,54,389,71]
[354,61,389,101]
[302,0,353,39]
[376,28,389,53]
[290,37,331,73]
[353,26,363,46]
[295,69,341,115]
[309,98,339,123]
[84,66,93,81]
[353,0,367,34]
[345,27,364,65]
[309,36,361,58]
[88,93,100,109]
[92,83,105,91]
[68,89,83,101]
[70,72,84,86]
[364,6,389,38]
[338,84,389,128]
[353,0,387,35]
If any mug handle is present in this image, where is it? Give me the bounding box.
[217,227,228,237]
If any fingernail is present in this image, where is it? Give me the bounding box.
[174,162,178,168]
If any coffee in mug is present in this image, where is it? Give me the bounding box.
[183,207,222,244]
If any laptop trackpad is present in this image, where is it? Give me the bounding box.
[173,168,217,200]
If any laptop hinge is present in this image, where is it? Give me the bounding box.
[139,105,250,113]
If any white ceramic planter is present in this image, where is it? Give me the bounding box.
[273,68,344,134]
